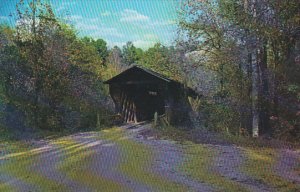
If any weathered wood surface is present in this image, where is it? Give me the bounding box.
[105,66,196,124]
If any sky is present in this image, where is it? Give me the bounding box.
[0,0,180,49]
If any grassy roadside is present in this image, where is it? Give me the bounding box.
[101,127,188,191]
[180,142,249,192]
[0,182,12,191]
[152,125,300,192]
[0,131,124,191]
[55,137,125,192]
[0,142,67,191]
[0,141,23,191]
[1,124,299,192]
[242,148,300,192]
[0,127,188,191]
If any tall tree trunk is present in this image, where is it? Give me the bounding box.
[31,0,41,128]
[272,43,279,117]
[251,51,259,137]
[258,40,270,135]
[246,52,253,134]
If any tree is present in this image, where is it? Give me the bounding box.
[69,37,103,76]
[0,0,114,131]
[220,0,300,138]
[178,0,250,134]
[122,41,142,65]
[13,0,72,129]
[140,43,182,81]
[179,0,300,140]
[108,46,122,68]
[82,37,108,63]
[105,46,123,78]
[8,0,109,130]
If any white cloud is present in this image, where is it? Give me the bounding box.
[106,40,127,49]
[68,14,124,39]
[120,9,149,22]
[167,19,177,25]
[90,27,124,38]
[61,1,76,7]
[144,34,159,40]
[56,2,76,13]
[69,15,83,21]
[77,23,99,31]
[100,11,111,17]
[56,6,66,13]
[0,16,9,21]
[88,18,102,24]
[69,16,102,31]
[101,27,124,37]
[148,19,176,27]
[106,39,156,50]
[133,39,157,49]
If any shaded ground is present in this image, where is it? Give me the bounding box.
[0,123,299,191]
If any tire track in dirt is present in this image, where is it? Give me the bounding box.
[210,144,274,192]
[71,131,152,191]
[141,139,216,192]
[127,123,216,192]
[2,123,299,192]
[274,149,300,186]
[0,173,37,192]
[89,142,153,191]
[0,143,53,191]
[31,142,93,192]
[69,131,153,191]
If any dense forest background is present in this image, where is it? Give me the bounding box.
[0,0,299,141]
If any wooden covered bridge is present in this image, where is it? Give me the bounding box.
[104,66,197,124]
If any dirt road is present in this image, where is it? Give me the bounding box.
[0,123,299,191]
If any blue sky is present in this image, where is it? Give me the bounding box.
[0,0,179,49]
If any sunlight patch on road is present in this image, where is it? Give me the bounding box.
[0,147,68,191]
[100,127,188,191]
[56,137,126,191]
[85,140,102,147]
[0,181,14,192]
[119,136,129,140]
[102,143,115,147]
[0,146,53,160]
[243,148,300,192]
[181,142,249,192]
[0,135,124,191]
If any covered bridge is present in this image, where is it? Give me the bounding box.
[104,66,198,124]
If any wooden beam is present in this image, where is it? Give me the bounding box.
[122,94,127,121]
[124,97,130,122]
[133,103,137,123]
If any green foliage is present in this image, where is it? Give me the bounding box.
[82,37,108,63]
[1,0,298,142]
[140,43,183,81]
[287,84,299,94]
[179,0,300,140]
[122,41,143,65]
[200,99,240,134]
[103,46,123,79]
[69,37,103,76]
[0,0,112,132]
